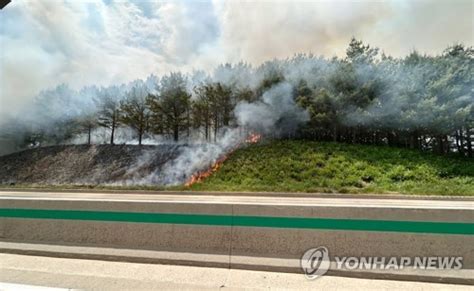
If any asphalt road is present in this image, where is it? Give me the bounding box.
[1,254,471,290]
[2,189,473,287]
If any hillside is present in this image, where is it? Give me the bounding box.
[1,141,473,195]
[0,144,183,185]
[190,141,474,196]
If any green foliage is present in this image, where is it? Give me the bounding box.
[148,72,191,141]
[96,87,122,144]
[3,39,472,156]
[193,82,234,141]
[190,141,474,195]
[119,85,150,145]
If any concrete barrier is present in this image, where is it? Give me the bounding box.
[1,191,473,284]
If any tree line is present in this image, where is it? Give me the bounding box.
[84,72,238,145]
[2,38,473,156]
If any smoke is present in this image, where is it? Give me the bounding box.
[235,82,309,136]
[2,0,472,124]
[149,132,240,186]
[1,44,471,184]
[341,56,473,132]
[60,78,308,186]
[115,81,309,186]
[1,1,472,184]
[66,127,166,146]
[96,128,245,186]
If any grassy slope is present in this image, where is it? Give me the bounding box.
[190,141,474,196]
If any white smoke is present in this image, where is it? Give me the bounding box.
[66,127,167,146]
[155,131,240,186]
[235,82,310,136]
[120,82,310,186]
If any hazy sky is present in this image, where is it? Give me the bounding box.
[0,0,473,119]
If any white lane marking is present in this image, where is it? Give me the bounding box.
[0,196,472,210]
[0,283,71,291]
[1,191,473,209]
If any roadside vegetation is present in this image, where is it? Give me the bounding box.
[190,141,474,195]
[1,40,472,157]
[1,141,472,196]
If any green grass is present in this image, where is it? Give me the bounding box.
[3,141,472,196]
[189,141,474,196]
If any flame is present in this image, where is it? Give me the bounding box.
[245,133,262,144]
[185,132,262,187]
[185,155,228,187]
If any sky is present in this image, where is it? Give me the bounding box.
[0,0,473,120]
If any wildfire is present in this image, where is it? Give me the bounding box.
[185,132,262,187]
[245,133,262,144]
[185,155,227,186]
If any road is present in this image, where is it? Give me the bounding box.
[1,189,473,286]
[1,254,471,290]
[1,190,473,209]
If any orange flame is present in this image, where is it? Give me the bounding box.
[185,132,262,187]
[245,133,262,144]
[185,155,227,186]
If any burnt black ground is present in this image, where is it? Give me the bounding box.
[0,144,183,185]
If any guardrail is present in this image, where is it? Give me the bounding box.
[1,194,473,284]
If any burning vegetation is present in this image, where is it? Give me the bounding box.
[184,155,228,187]
[1,40,472,159]
[185,133,262,187]
[245,133,262,144]
[1,138,472,196]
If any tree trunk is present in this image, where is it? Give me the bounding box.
[436,135,447,154]
[187,108,190,138]
[444,135,449,154]
[466,127,473,157]
[223,107,230,127]
[173,126,179,142]
[387,131,395,147]
[352,128,357,144]
[110,122,115,145]
[409,131,418,149]
[87,125,91,145]
[459,129,464,155]
[455,130,463,154]
[214,116,218,143]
